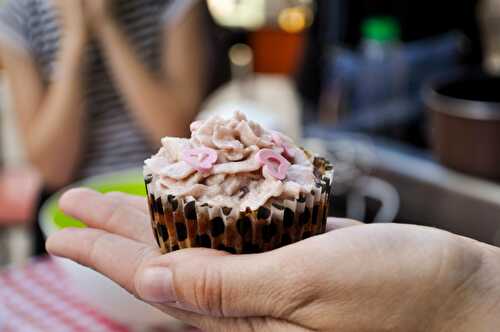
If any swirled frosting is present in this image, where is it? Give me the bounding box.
[145,112,317,211]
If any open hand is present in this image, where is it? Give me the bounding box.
[47,189,500,332]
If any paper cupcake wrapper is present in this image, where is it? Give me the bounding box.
[145,157,334,254]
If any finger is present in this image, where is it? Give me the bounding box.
[105,192,148,213]
[134,245,319,319]
[47,229,301,331]
[46,227,160,293]
[326,218,363,232]
[59,188,155,244]
[45,228,219,329]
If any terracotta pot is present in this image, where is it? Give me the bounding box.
[426,76,500,179]
[249,28,305,75]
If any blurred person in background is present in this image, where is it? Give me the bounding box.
[0,0,226,255]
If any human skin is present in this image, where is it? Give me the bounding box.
[0,0,88,189]
[85,0,208,144]
[47,189,500,332]
[0,0,207,189]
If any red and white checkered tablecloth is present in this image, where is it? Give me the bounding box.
[0,258,199,332]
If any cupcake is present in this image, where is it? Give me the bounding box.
[144,112,333,254]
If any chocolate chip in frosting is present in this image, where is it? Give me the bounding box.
[210,217,225,237]
[184,201,197,220]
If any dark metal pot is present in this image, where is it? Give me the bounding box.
[425,76,500,180]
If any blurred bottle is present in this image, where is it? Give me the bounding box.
[200,42,302,140]
[228,43,255,99]
[354,17,407,111]
[479,0,500,75]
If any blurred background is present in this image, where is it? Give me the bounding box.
[1,0,500,330]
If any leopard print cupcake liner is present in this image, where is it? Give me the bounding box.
[145,157,334,254]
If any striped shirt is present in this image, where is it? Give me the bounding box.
[0,0,195,179]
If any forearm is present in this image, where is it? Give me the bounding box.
[28,38,87,189]
[96,20,196,143]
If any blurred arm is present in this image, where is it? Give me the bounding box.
[93,3,207,144]
[0,168,41,225]
[0,36,87,189]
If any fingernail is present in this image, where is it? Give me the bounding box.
[136,267,176,303]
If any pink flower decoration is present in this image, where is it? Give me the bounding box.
[256,149,291,180]
[182,147,218,172]
[271,132,296,159]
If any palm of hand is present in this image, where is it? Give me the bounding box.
[47,189,484,332]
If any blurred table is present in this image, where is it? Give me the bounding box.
[0,258,200,332]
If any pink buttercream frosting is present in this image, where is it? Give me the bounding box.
[144,112,317,211]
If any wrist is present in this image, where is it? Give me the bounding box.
[433,240,500,332]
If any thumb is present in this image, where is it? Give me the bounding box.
[134,247,308,318]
